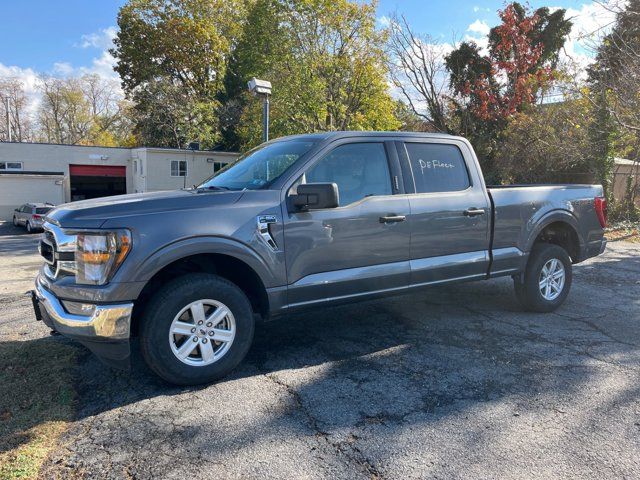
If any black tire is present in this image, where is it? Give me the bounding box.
[26,221,32,233]
[12,216,18,227]
[514,244,572,313]
[139,273,255,385]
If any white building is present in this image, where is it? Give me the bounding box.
[0,142,238,220]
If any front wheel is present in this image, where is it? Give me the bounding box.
[12,216,18,227]
[140,273,255,385]
[514,244,572,313]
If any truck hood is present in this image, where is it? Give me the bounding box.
[47,189,244,229]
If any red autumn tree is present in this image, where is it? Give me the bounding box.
[446,2,571,122]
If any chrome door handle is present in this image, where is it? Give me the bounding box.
[463,208,486,217]
[379,215,406,224]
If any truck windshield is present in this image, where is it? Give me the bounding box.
[198,139,317,191]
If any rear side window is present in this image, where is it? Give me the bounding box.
[404,143,470,193]
[36,208,52,214]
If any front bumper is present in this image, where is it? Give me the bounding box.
[33,275,134,368]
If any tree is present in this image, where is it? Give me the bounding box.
[111,0,246,148]
[131,78,218,148]
[37,76,93,145]
[386,14,451,133]
[229,0,400,149]
[494,97,592,183]
[444,2,571,180]
[0,78,33,142]
[586,0,640,216]
[37,75,134,146]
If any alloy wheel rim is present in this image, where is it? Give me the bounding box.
[168,299,236,366]
[538,258,565,301]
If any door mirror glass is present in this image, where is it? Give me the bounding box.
[292,183,339,211]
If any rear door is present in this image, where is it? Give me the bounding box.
[398,138,491,286]
[283,140,411,307]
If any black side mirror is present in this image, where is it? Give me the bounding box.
[291,183,339,211]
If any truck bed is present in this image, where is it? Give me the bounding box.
[487,184,605,274]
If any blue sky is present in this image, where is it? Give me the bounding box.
[0,1,612,75]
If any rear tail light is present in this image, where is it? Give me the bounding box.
[33,215,42,220]
[594,196,607,228]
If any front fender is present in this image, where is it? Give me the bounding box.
[132,235,280,288]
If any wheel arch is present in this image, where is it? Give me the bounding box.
[526,211,583,263]
[130,239,275,335]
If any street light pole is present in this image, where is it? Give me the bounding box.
[247,78,272,143]
[262,94,269,143]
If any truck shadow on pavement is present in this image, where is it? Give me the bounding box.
[3,251,640,477]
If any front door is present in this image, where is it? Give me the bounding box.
[283,141,411,307]
[398,139,491,286]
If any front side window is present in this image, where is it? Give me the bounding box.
[404,143,470,193]
[304,143,392,206]
[199,139,317,191]
[171,160,187,177]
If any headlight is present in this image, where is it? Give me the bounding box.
[76,230,132,285]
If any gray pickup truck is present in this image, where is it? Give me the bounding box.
[32,132,607,385]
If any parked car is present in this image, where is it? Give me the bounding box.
[31,132,607,385]
[13,203,55,233]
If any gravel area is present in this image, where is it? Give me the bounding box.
[1,221,639,479]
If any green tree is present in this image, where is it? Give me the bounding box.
[111,0,246,148]
[494,97,592,184]
[227,0,400,149]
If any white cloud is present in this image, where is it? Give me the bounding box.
[0,26,121,120]
[0,63,41,115]
[464,19,490,54]
[377,15,391,28]
[473,6,491,13]
[554,1,617,75]
[467,19,490,36]
[47,26,120,82]
[77,26,118,50]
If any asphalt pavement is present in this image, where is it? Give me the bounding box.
[1,222,639,479]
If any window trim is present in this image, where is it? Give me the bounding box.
[170,159,188,177]
[0,161,24,171]
[292,141,395,208]
[401,141,473,195]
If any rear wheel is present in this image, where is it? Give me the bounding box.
[139,273,255,385]
[514,244,572,312]
[26,221,32,233]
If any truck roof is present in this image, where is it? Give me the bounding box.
[273,131,463,142]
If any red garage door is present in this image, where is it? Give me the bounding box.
[69,165,126,177]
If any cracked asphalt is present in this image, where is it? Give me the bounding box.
[1,222,640,479]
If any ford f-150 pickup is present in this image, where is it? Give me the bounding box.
[32,132,607,385]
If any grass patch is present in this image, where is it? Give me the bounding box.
[0,338,79,479]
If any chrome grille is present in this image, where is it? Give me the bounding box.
[41,223,77,279]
